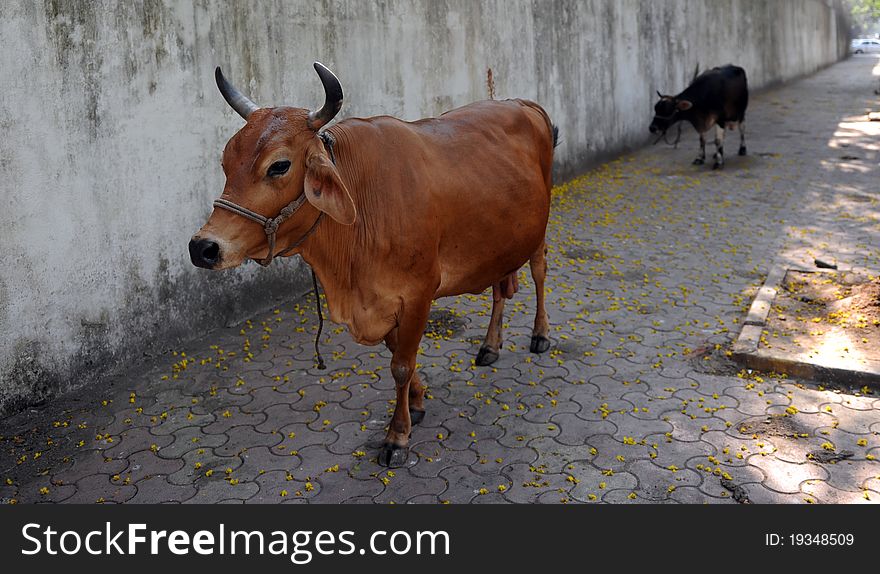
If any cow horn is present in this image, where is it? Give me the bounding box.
[215,67,259,120]
[307,62,343,130]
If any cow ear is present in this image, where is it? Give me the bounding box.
[676,99,693,111]
[303,146,356,225]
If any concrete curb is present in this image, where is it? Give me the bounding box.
[732,265,880,387]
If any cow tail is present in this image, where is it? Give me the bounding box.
[552,124,560,148]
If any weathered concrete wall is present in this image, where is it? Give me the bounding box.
[0,0,849,412]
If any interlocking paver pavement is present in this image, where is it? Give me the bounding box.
[3,56,880,504]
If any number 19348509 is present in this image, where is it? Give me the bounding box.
[765,533,855,546]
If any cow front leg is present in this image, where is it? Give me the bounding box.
[407,373,426,425]
[713,125,725,169]
[738,122,747,156]
[476,297,505,366]
[693,132,707,165]
[378,299,431,468]
[529,241,551,354]
[384,327,426,425]
[477,275,516,366]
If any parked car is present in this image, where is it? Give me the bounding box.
[851,38,880,54]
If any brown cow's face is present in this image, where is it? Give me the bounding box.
[190,107,354,270]
[190,63,352,270]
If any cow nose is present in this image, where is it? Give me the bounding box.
[649,124,658,134]
[189,238,221,269]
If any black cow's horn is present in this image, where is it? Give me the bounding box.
[215,67,259,120]
[307,62,343,130]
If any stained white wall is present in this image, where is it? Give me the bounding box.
[0,0,849,411]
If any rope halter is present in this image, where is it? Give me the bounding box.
[211,132,337,267]
[208,132,337,370]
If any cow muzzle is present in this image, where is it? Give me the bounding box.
[189,237,222,269]
[649,119,670,134]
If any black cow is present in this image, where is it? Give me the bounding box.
[650,65,749,169]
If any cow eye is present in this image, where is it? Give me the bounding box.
[267,160,291,177]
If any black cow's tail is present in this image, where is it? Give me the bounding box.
[552,124,560,148]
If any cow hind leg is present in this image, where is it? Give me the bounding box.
[379,300,431,467]
[712,125,725,170]
[529,241,551,354]
[738,122,747,156]
[476,296,505,366]
[693,132,707,165]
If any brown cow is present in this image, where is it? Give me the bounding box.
[189,63,557,466]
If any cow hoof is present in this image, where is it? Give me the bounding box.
[378,443,409,467]
[530,334,551,354]
[409,408,426,426]
[738,146,747,156]
[692,158,705,165]
[712,162,723,170]
[475,346,500,366]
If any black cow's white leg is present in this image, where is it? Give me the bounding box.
[693,132,707,165]
[713,125,725,169]
[738,122,747,156]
